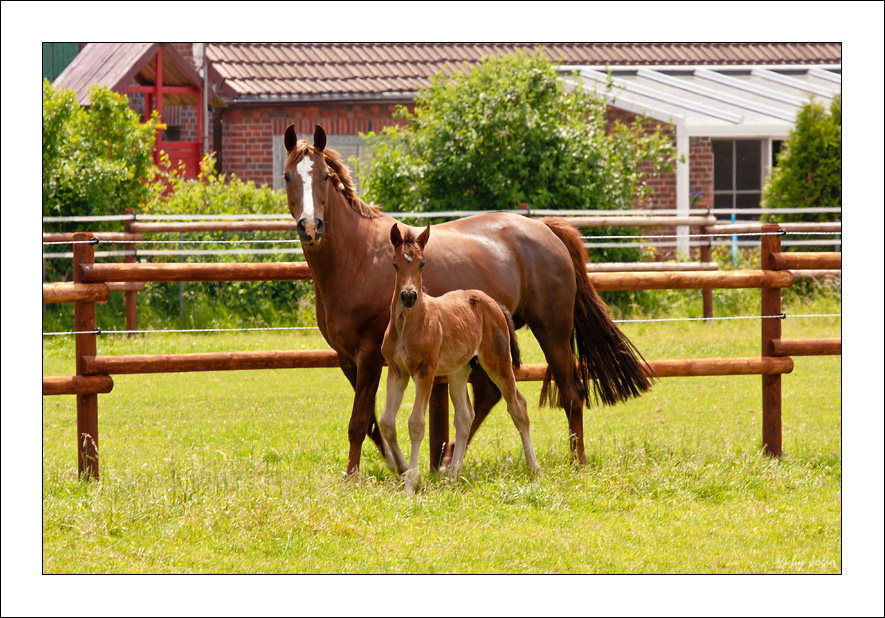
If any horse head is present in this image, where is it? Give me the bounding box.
[283,124,329,245]
[389,223,430,309]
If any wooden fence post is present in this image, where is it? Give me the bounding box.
[700,224,714,321]
[124,208,137,335]
[73,232,100,479]
[760,223,783,457]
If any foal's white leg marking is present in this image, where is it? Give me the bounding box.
[296,156,315,221]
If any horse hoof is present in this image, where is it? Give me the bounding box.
[404,469,419,494]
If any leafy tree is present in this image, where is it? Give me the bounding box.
[762,94,841,221]
[42,79,168,223]
[357,49,676,216]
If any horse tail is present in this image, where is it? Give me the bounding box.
[540,217,654,407]
[497,302,522,370]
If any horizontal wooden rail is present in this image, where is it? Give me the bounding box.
[80,348,794,380]
[43,375,114,396]
[771,252,841,271]
[709,222,841,235]
[106,282,147,293]
[642,357,794,377]
[43,283,109,304]
[514,357,793,381]
[566,215,717,228]
[42,282,146,304]
[588,270,793,291]
[129,221,297,233]
[772,338,841,357]
[76,262,789,290]
[79,261,313,283]
[586,261,718,273]
[83,350,341,375]
[43,232,145,243]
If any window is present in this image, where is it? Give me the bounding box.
[273,134,369,191]
[712,139,764,221]
[162,126,182,142]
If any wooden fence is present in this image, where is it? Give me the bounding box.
[42,209,842,331]
[43,225,841,480]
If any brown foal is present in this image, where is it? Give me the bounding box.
[379,224,541,493]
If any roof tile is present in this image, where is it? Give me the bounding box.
[204,43,841,101]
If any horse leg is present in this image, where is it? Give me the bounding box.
[446,366,476,480]
[340,358,386,460]
[378,367,409,475]
[405,373,434,495]
[344,349,384,477]
[440,367,502,469]
[478,346,541,476]
[531,325,588,466]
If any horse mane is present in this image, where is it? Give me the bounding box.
[286,140,382,219]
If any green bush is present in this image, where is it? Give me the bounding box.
[42,153,313,334]
[141,157,313,331]
[155,154,285,216]
[356,49,677,263]
[42,80,168,223]
[762,94,841,221]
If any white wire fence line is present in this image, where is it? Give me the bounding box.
[41,206,843,223]
[41,229,843,258]
[41,312,842,337]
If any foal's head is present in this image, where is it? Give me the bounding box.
[389,223,430,309]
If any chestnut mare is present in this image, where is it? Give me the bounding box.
[284,124,652,477]
[380,223,540,493]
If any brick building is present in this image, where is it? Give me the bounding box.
[54,43,841,249]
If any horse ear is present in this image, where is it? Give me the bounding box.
[390,223,403,249]
[284,124,297,153]
[314,125,326,152]
[416,224,430,249]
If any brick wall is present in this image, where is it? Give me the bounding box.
[689,136,714,210]
[165,44,201,146]
[219,103,410,185]
[606,108,678,211]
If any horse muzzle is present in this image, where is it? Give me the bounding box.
[296,217,325,245]
[400,289,418,308]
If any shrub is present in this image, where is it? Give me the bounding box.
[42,80,168,223]
[358,49,674,214]
[762,94,841,221]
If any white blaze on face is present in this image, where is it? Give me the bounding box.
[296,156,315,221]
[403,252,413,263]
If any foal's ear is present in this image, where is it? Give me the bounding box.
[313,124,326,152]
[416,224,430,249]
[390,223,403,249]
[284,125,298,153]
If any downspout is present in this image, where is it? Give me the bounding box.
[675,119,690,258]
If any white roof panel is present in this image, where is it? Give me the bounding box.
[562,64,841,138]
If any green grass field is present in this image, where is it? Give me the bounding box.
[40,294,842,576]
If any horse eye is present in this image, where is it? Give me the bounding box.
[283,170,293,183]
[393,262,399,271]
[322,171,330,182]
[419,261,426,270]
